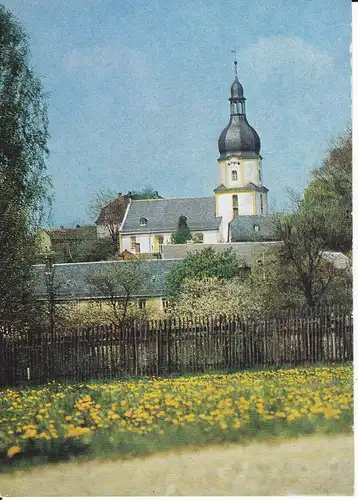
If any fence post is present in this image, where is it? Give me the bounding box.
[167,319,172,375]
[133,319,138,376]
[330,309,336,362]
[272,317,278,367]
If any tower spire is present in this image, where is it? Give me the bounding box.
[231,49,238,77]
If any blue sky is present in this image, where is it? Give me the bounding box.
[4,0,351,226]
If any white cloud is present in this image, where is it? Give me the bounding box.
[240,36,334,82]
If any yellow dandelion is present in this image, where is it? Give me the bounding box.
[7,446,21,458]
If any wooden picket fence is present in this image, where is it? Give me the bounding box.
[0,306,353,387]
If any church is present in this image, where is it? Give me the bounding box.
[97,61,273,255]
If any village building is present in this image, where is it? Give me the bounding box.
[42,226,97,262]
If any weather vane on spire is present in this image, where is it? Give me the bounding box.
[231,49,238,77]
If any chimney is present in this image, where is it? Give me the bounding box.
[60,225,64,229]
[128,191,132,196]
[117,192,122,197]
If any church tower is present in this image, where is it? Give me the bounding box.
[215,58,268,241]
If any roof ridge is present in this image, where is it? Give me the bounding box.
[44,259,181,267]
[131,195,215,203]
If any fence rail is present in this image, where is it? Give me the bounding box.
[0,306,353,386]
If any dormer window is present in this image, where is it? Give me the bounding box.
[253,224,260,232]
[232,170,238,181]
[139,217,148,226]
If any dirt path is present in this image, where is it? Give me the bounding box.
[0,434,353,496]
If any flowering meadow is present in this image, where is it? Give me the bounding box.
[0,365,353,469]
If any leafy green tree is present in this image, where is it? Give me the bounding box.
[73,238,116,262]
[0,6,51,322]
[274,209,346,308]
[131,186,162,199]
[171,215,192,244]
[165,247,245,298]
[302,129,352,253]
[245,249,304,312]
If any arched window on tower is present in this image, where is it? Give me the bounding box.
[260,194,264,215]
[232,170,238,181]
[232,195,238,218]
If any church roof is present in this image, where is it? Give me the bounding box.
[230,215,278,242]
[218,115,261,159]
[121,197,222,234]
[32,259,179,300]
[213,182,268,193]
[218,74,261,159]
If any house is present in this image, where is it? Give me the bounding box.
[95,193,130,239]
[35,230,52,254]
[44,225,97,262]
[120,197,222,254]
[32,259,179,313]
[96,191,162,240]
[96,60,270,254]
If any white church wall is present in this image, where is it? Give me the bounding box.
[255,193,268,216]
[242,159,259,185]
[122,232,172,254]
[256,194,261,215]
[238,192,254,215]
[121,230,219,254]
[218,161,226,185]
[217,193,234,242]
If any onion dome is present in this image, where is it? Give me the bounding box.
[218,74,261,159]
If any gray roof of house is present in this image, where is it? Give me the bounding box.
[121,197,222,234]
[162,242,282,267]
[31,260,180,300]
[230,215,278,242]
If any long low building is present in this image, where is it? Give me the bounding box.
[32,259,178,307]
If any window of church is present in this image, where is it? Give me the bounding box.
[232,194,238,207]
[162,298,169,311]
[232,170,238,181]
[260,194,264,214]
[130,236,136,249]
[140,217,148,226]
[233,207,238,218]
